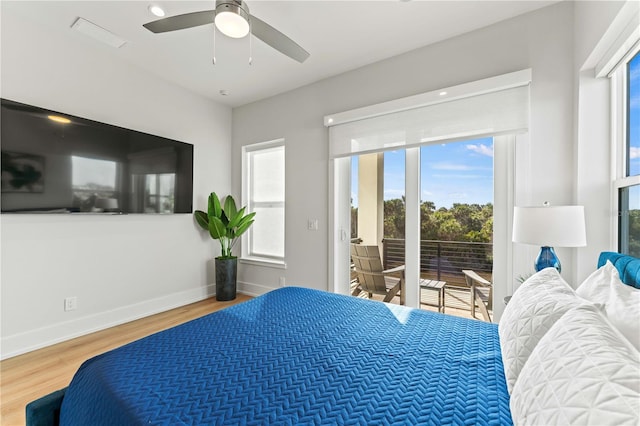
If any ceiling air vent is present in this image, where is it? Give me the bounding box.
[71,17,127,49]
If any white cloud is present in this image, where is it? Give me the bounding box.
[630,146,640,159]
[430,162,472,171]
[466,143,493,157]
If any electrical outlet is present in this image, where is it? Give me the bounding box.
[64,297,77,311]
[307,219,319,231]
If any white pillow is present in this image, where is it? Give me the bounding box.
[577,260,640,350]
[510,304,640,426]
[606,268,640,351]
[499,268,587,394]
[576,260,614,303]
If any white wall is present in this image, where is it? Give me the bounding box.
[231,2,579,303]
[573,1,628,282]
[0,7,232,358]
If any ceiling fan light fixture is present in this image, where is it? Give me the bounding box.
[214,1,250,38]
[142,0,309,62]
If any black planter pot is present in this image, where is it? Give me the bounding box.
[215,257,237,301]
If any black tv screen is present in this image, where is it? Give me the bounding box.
[1,99,193,214]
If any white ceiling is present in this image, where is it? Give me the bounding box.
[3,1,558,108]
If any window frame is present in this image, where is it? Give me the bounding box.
[611,44,640,254]
[241,139,286,268]
[143,173,176,213]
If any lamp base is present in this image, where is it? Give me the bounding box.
[535,246,561,272]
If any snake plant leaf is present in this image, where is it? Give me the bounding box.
[208,192,222,219]
[208,216,227,240]
[194,210,209,231]
[224,196,238,221]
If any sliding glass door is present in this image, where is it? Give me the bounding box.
[348,138,496,315]
[327,71,530,320]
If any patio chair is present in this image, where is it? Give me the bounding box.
[462,269,493,321]
[351,244,405,304]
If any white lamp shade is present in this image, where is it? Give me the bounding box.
[513,205,586,247]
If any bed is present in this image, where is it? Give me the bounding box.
[27,252,640,425]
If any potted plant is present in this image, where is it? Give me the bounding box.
[194,192,255,301]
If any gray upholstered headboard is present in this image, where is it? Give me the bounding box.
[597,252,640,289]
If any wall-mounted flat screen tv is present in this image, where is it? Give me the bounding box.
[1,99,193,214]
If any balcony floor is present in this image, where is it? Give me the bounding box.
[352,284,492,321]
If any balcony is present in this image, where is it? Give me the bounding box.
[351,152,494,320]
[352,238,493,320]
[382,238,492,284]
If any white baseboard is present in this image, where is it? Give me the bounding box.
[1,284,216,360]
[237,280,276,297]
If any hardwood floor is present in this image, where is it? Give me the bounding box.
[0,295,252,426]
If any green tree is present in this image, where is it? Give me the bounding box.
[377,198,493,243]
[420,201,437,240]
[432,209,464,241]
[351,205,358,239]
[384,198,405,238]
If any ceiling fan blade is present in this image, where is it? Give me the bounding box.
[249,15,309,63]
[143,10,215,33]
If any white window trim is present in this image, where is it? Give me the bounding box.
[610,43,640,251]
[241,138,286,267]
[594,1,639,78]
[239,257,287,269]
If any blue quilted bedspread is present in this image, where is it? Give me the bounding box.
[60,287,512,425]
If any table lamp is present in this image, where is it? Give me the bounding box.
[512,203,586,273]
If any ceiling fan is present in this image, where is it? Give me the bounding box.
[143,0,310,63]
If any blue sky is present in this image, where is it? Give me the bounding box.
[629,52,639,210]
[629,51,639,178]
[351,137,494,209]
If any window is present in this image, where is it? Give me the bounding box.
[71,156,118,211]
[628,52,640,177]
[242,140,285,265]
[613,48,640,257]
[350,138,495,295]
[133,173,175,213]
[328,70,529,311]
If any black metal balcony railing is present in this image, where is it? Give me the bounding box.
[382,238,493,288]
